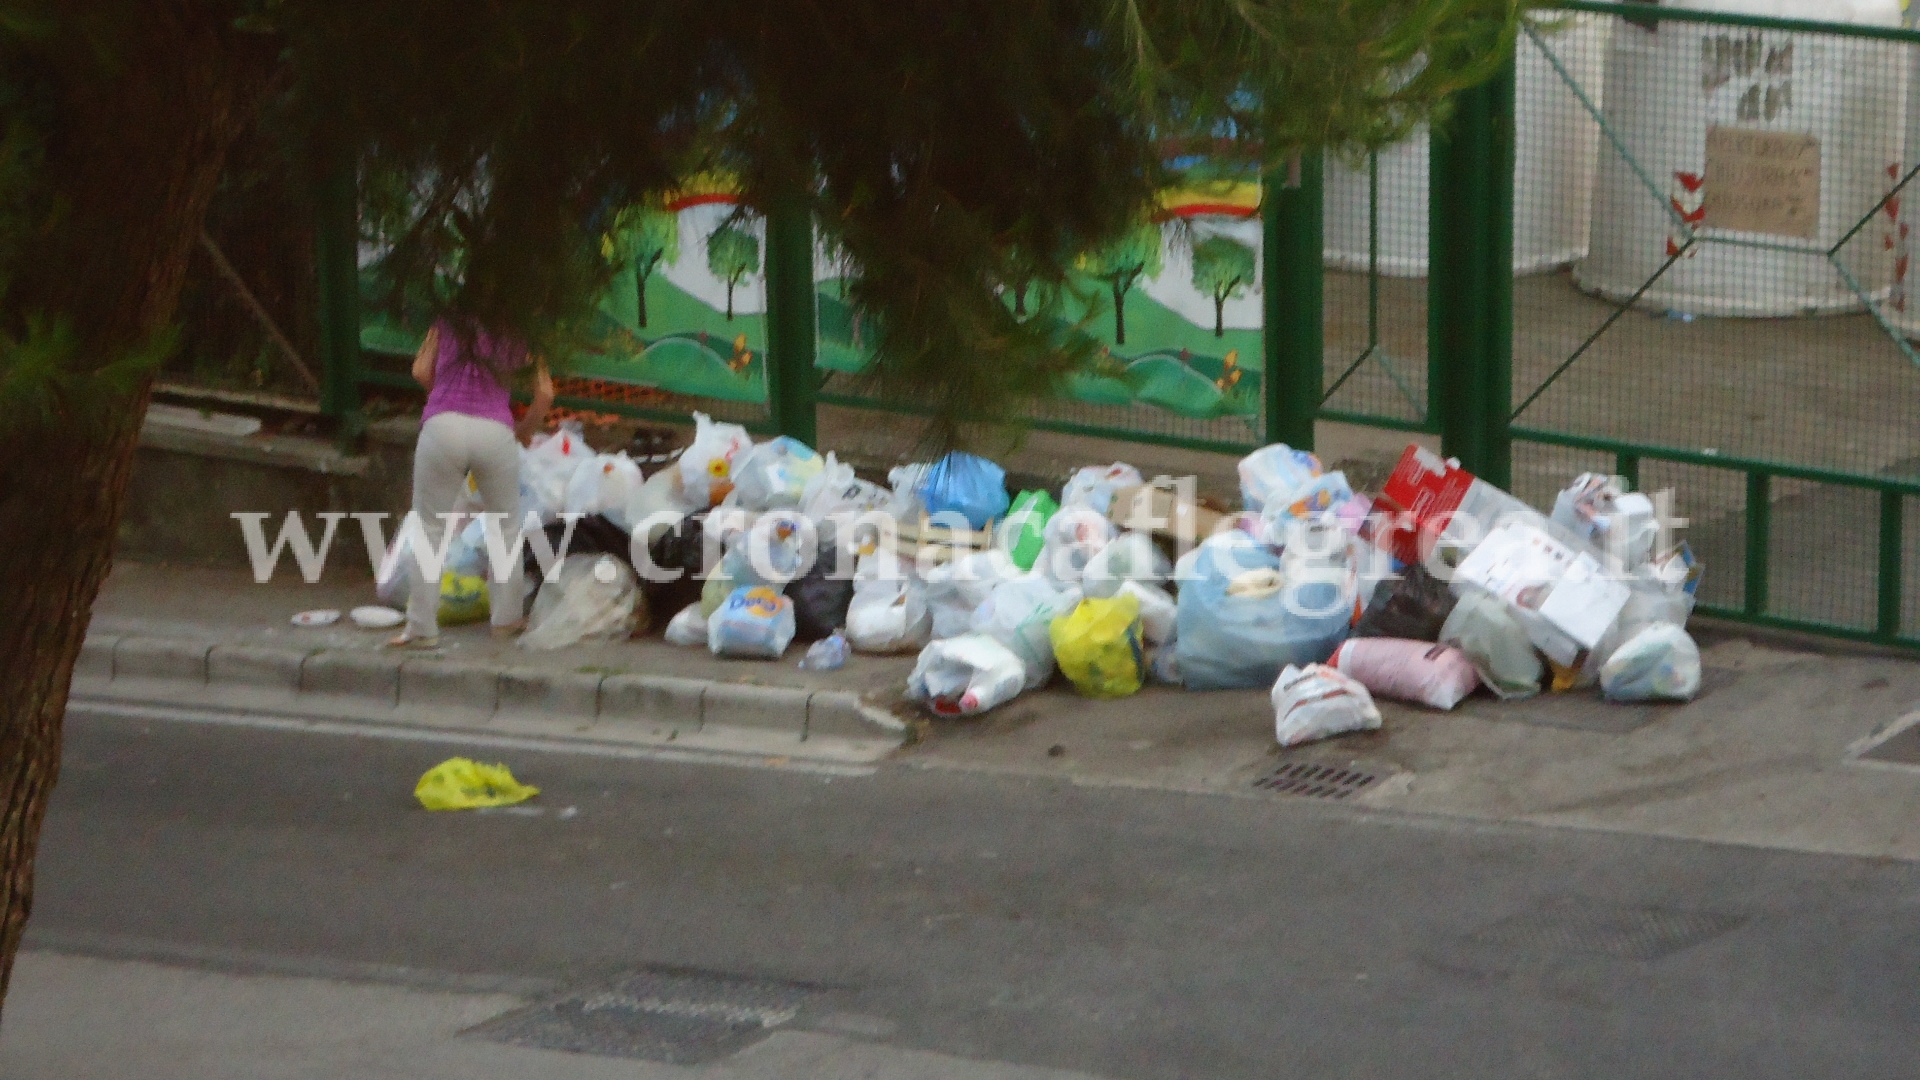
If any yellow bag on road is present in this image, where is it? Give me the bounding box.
[415,757,539,811]
[1049,594,1144,698]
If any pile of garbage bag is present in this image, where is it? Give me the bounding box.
[382,410,1708,749]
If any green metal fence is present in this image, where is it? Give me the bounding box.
[311,0,1920,650]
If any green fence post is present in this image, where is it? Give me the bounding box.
[1429,52,1516,487]
[763,196,819,446]
[313,148,363,443]
[1264,151,1324,451]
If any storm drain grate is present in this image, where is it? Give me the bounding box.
[1253,761,1380,800]
[468,968,823,1064]
[1465,903,1747,962]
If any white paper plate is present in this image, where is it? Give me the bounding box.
[291,609,341,627]
[349,605,404,629]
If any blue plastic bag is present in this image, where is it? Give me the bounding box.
[919,452,1010,530]
[1174,541,1351,691]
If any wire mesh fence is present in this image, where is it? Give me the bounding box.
[1513,3,1920,642]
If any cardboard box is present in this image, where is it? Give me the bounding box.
[1377,445,1533,565]
[1108,483,1227,542]
[1455,520,1631,652]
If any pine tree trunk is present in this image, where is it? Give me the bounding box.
[0,6,274,1013]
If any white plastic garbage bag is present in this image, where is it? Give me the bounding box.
[1061,463,1144,515]
[565,452,644,527]
[845,554,931,653]
[970,575,1081,689]
[520,555,637,650]
[521,421,591,524]
[1081,531,1171,599]
[707,585,798,659]
[664,602,708,646]
[908,634,1028,716]
[1438,589,1542,700]
[800,452,889,525]
[1117,579,1176,645]
[679,411,752,509]
[733,436,824,511]
[924,549,1018,639]
[1550,473,1660,570]
[1330,638,1481,711]
[1600,623,1702,703]
[885,462,932,521]
[1271,664,1383,747]
[1238,444,1324,513]
[627,466,692,539]
[1032,508,1116,584]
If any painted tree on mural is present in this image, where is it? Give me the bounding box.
[602,202,679,329]
[706,224,759,321]
[0,0,1518,1016]
[1080,222,1164,346]
[1191,235,1256,338]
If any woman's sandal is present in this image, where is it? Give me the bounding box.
[490,620,528,640]
[383,632,441,650]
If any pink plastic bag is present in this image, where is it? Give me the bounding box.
[1330,638,1480,711]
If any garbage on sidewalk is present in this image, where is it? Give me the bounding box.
[1050,593,1146,698]
[367,413,1715,745]
[1271,664,1383,747]
[520,555,640,650]
[908,634,1028,715]
[415,757,539,811]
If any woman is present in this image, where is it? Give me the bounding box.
[389,317,554,647]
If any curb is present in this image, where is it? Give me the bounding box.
[74,633,906,762]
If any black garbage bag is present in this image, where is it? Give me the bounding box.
[788,537,854,644]
[641,511,708,623]
[1354,561,1457,641]
[522,514,633,581]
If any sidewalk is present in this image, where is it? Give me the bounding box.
[82,557,1920,861]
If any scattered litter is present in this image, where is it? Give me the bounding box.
[1330,638,1480,711]
[1271,664,1382,747]
[291,609,341,627]
[799,630,850,671]
[415,757,539,811]
[348,605,403,630]
[908,634,1027,715]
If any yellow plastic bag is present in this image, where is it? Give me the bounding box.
[414,757,540,811]
[1049,594,1144,698]
[438,571,491,626]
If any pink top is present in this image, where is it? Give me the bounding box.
[420,320,526,429]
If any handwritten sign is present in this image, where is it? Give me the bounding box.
[1703,126,1820,240]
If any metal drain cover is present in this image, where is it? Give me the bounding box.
[1465,903,1746,962]
[1254,761,1381,800]
[469,968,822,1064]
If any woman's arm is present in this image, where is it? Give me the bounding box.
[516,358,554,444]
[411,324,440,390]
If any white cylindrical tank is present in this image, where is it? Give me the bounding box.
[1574,0,1905,317]
[1322,15,1613,277]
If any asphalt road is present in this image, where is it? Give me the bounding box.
[24,709,1920,1080]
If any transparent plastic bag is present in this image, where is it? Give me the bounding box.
[1600,623,1701,702]
[520,555,637,650]
[1238,443,1323,512]
[970,575,1081,689]
[678,411,752,509]
[1438,589,1542,700]
[1061,462,1144,515]
[924,549,1018,639]
[565,452,645,530]
[733,436,825,511]
[664,602,708,646]
[521,421,590,524]
[845,554,931,653]
[1174,540,1350,691]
